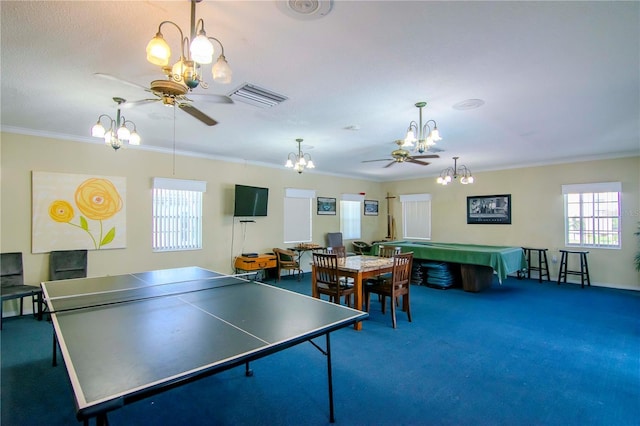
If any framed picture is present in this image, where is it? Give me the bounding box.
[467,194,511,224]
[364,200,379,216]
[317,197,336,215]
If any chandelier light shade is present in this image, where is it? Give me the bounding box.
[402,101,442,154]
[91,97,141,151]
[285,138,315,174]
[146,0,232,90]
[437,156,475,185]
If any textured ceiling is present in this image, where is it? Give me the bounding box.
[1,1,638,181]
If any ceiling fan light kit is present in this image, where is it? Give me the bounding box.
[285,138,315,174]
[91,97,141,151]
[402,101,442,154]
[437,156,475,185]
[146,0,232,90]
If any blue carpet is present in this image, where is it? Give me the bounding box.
[2,274,639,425]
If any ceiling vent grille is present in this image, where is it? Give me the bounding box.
[228,83,288,108]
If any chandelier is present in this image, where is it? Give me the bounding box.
[402,101,442,154]
[285,138,315,174]
[437,157,475,185]
[145,0,232,89]
[91,97,141,151]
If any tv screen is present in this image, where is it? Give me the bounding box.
[234,184,269,217]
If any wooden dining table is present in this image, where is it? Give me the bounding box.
[311,255,394,331]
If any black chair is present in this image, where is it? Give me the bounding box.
[50,249,88,281]
[365,252,414,328]
[49,249,87,366]
[1,252,42,330]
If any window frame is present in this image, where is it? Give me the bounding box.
[562,182,622,249]
[152,178,206,252]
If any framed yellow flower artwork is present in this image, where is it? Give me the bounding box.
[32,171,126,253]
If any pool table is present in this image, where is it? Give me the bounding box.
[372,241,526,292]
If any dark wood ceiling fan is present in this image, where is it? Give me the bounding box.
[362,140,439,168]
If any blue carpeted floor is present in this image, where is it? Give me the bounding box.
[2,274,639,426]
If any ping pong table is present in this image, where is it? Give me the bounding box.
[42,266,367,425]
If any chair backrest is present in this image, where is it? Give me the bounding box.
[391,252,413,290]
[352,241,371,255]
[312,252,340,288]
[50,249,88,281]
[273,248,297,265]
[326,232,344,248]
[1,252,24,286]
[327,245,347,259]
[378,245,401,258]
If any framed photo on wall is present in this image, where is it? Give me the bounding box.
[467,194,511,224]
[317,197,336,215]
[364,200,379,216]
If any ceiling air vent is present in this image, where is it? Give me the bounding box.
[228,83,288,108]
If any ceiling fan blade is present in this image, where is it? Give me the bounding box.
[411,154,440,159]
[188,93,234,104]
[94,73,149,92]
[178,103,218,126]
[120,99,159,109]
[407,158,431,166]
[362,158,393,163]
[384,161,397,168]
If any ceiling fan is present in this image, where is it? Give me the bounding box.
[94,73,232,126]
[362,140,440,168]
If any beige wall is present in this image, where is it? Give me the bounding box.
[2,132,639,318]
[382,156,640,290]
[0,132,385,305]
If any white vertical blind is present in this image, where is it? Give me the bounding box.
[283,188,314,243]
[152,178,205,251]
[340,200,361,239]
[400,193,432,240]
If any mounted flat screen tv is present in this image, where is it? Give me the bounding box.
[234,184,269,217]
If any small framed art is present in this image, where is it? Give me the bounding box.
[364,200,379,216]
[317,197,337,215]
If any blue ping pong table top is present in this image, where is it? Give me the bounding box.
[42,266,367,419]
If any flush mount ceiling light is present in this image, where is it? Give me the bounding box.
[437,156,475,185]
[146,0,232,90]
[91,97,141,151]
[275,0,333,20]
[402,101,443,154]
[285,138,315,174]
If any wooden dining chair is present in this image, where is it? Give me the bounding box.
[312,252,354,306]
[272,248,302,281]
[365,252,414,328]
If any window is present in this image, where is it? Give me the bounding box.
[562,182,621,248]
[152,178,206,252]
[400,193,432,240]
[283,188,315,243]
[340,194,363,240]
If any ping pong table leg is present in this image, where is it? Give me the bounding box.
[245,362,254,377]
[52,331,58,367]
[326,333,335,423]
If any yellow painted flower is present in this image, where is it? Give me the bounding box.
[74,178,122,221]
[49,200,75,223]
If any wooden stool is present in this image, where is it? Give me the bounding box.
[522,247,550,282]
[557,250,591,288]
